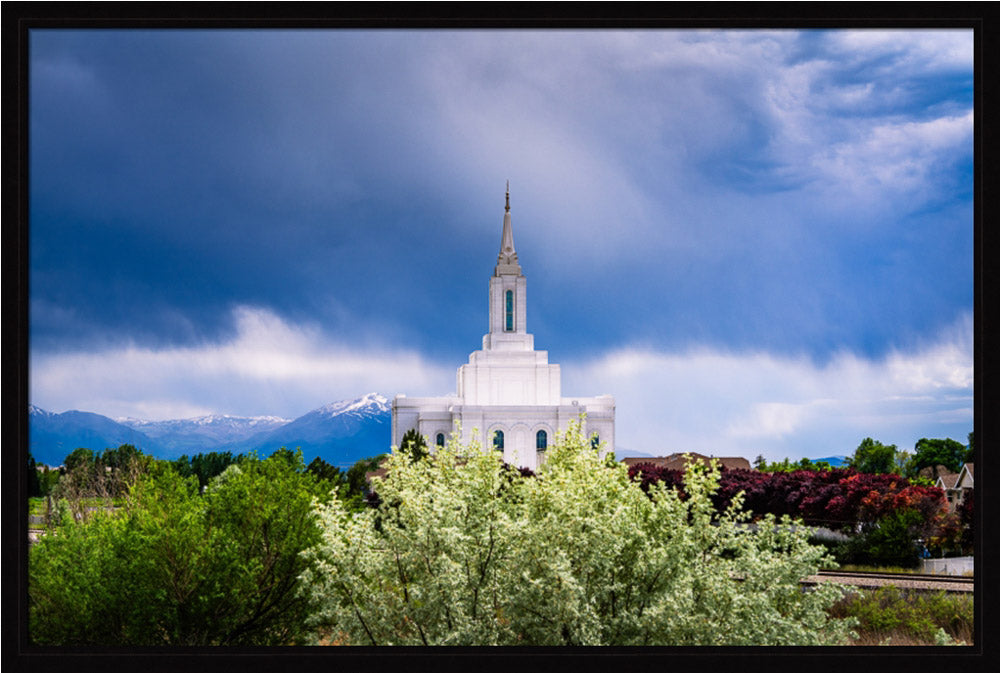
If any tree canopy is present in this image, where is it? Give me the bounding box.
[912,437,967,477]
[849,437,899,474]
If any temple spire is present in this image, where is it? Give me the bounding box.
[496,182,520,275]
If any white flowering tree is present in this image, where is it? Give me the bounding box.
[301,420,856,646]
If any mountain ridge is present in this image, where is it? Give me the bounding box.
[29,393,393,468]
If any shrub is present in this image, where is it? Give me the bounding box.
[302,421,856,645]
[829,586,972,645]
[29,450,333,645]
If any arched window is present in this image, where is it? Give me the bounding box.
[493,430,505,451]
[536,430,547,451]
[436,433,445,448]
[505,290,514,331]
[591,435,600,449]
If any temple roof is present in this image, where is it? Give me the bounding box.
[495,182,522,275]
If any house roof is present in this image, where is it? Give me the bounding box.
[936,472,960,490]
[622,453,751,472]
[956,462,974,489]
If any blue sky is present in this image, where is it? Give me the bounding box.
[29,29,974,461]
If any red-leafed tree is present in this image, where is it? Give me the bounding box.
[630,462,948,534]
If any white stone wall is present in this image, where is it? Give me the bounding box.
[392,394,615,471]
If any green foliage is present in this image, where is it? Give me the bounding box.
[63,447,95,472]
[829,586,972,645]
[755,456,831,473]
[849,438,899,474]
[911,437,967,477]
[894,449,915,477]
[173,451,239,489]
[306,456,343,484]
[399,428,429,462]
[339,454,386,512]
[98,443,142,470]
[28,451,42,498]
[302,421,856,645]
[29,450,333,645]
[836,509,925,569]
[50,444,151,522]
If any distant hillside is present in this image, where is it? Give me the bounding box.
[29,405,161,466]
[613,447,657,459]
[812,455,849,467]
[29,393,393,468]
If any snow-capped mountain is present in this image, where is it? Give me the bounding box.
[29,404,54,418]
[310,392,390,420]
[29,394,393,468]
[236,393,391,466]
[116,413,292,453]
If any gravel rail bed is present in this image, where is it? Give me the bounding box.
[806,571,973,593]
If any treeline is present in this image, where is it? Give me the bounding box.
[753,433,973,479]
[28,444,384,514]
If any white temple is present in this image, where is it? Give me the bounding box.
[391,186,615,470]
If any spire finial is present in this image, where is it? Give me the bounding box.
[505,180,510,212]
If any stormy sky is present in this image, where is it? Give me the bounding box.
[29,29,974,460]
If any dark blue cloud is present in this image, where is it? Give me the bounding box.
[29,29,973,377]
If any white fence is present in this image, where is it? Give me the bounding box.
[920,556,974,576]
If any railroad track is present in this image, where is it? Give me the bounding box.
[807,570,973,593]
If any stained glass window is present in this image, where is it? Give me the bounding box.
[536,430,547,450]
[591,435,600,449]
[493,430,504,450]
[505,290,513,331]
[436,433,445,447]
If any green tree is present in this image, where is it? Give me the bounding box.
[965,432,974,463]
[302,421,856,645]
[29,450,332,645]
[912,438,966,478]
[62,447,95,472]
[399,428,429,462]
[27,451,42,498]
[339,454,386,511]
[849,438,898,474]
[837,509,925,569]
[894,449,914,476]
[306,456,344,485]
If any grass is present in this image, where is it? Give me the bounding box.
[28,497,48,517]
[836,563,923,574]
[29,497,126,526]
[829,585,973,646]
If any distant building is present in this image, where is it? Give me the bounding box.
[392,186,615,471]
[937,462,974,510]
[935,471,961,508]
[621,452,752,472]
